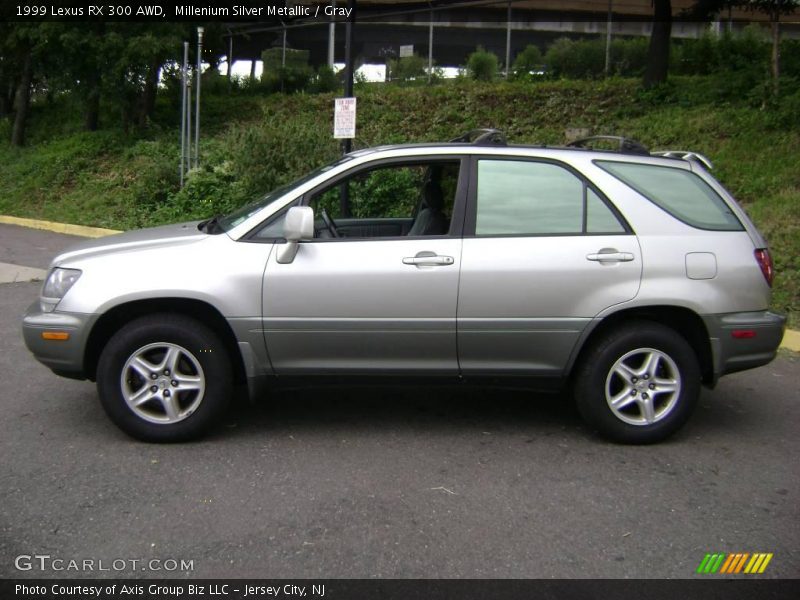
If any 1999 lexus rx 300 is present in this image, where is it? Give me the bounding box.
[22,132,786,443]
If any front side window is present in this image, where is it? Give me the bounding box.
[308,161,461,239]
[475,159,625,236]
[596,160,743,231]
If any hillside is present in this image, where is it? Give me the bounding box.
[0,77,797,321]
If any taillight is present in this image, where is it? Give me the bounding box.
[754,248,774,287]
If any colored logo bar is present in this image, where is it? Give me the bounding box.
[696,553,773,574]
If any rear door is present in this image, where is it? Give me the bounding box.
[456,157,642,376]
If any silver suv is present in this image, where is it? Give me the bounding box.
[22,132,786,443]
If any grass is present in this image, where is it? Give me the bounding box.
[0,77,797,323]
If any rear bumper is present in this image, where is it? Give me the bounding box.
[21,302,96,379]
[703,310,787,382]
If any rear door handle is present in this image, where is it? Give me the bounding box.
[403,254,454,266]
[586,251,634,262]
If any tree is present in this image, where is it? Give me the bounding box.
[643,0,673,87]
[688,0,799,96]
[738,1,799,95]
[0,24,48,146]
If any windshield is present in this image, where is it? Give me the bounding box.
[217,157,351,232]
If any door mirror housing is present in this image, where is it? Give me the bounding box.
[277,206,314,264]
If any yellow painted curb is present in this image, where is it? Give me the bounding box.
[0,215,120,238]
[782,329,800,352]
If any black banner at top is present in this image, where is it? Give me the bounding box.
[0,0,748,24]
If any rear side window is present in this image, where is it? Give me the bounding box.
[596,161,743,231]
[474,159,626,236]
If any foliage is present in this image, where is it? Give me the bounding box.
[545,38,605,79]
[388,54,427,82]
[466,47,499,82]
[544,37,649,79]
[308,65,340,94]
[261,65,314,94]
[511,45,544,80]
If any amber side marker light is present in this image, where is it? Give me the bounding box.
[41,331,70,341]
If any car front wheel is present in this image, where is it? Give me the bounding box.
[574,320,701,444]
[96,314,232,442]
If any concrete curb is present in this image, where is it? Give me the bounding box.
[1,214,798,351]
[782,329,800,353]
[0,215,120,238]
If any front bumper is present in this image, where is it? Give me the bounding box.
[21,302,97,379]
[703,310,787,382]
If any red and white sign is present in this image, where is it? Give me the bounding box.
[334,97,357,139]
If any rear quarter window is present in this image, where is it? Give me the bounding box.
[595,160,743,231]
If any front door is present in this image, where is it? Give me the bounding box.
[262,158,467,375]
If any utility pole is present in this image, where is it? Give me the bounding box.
[428,2,434,82]
[226,35,233,82]
[342,0,355,155]
[180,41,189,187]
[195,26,203,168]
[505,1,512,78]
[328,0,336,67]
[604,0,613,76]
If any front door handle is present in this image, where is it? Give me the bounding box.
[586,250,634,263]
[403,254,455,267]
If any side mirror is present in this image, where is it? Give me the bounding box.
[277,206,314,264]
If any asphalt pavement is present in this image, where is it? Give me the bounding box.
[0,226,798,579]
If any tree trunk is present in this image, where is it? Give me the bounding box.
[643,0,672,88]
[0,66,7,118]
[84,70,101,131]
[137,58,160,128]
[11,49,33,147]
[771,13,780,97]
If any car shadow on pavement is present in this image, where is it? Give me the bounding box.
[214,385,587,441]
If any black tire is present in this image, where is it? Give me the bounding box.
[96,314,232,442]
[573,320,701,444]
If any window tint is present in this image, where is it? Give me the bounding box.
[587,188,625,233]
[476,160,584,235]
[475,160,626,236]
[596,161,743,231]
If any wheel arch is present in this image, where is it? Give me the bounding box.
[568,305,715,386]
[84,298,247,386]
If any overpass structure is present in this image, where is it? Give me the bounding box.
[222,0,800,70]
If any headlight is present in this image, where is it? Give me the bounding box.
[41,268,82,312]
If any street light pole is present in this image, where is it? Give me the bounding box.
[195,26,204,168]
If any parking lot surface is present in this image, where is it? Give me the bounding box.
[0,227,798,579]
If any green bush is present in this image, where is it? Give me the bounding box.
[308,65,340,94]
[610,37,649,77]
[545,38,604,79]
[511,44,543,80]
[262,65,314,94]
[467,47,499,82]
[389,54,427,82]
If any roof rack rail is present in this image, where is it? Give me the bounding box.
[566,135,650,155]
[652,150,714,170]
[450,128,507,146]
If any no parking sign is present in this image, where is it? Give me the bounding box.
[334,97,356,139]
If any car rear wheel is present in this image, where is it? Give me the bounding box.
[574,320,701,444]
[96,314,232,442]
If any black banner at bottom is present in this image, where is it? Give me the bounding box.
[3,579,800,600]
